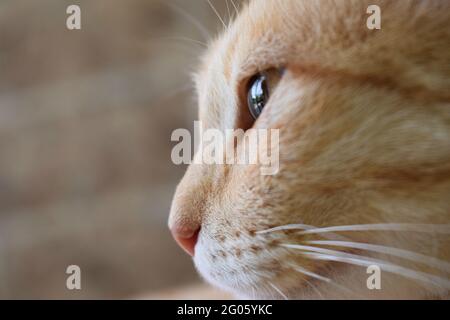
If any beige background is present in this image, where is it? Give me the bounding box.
[0,0,240,299]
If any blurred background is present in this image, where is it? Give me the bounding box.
[0,0,240,299]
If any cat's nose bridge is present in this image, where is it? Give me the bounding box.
[168,182,206,256]
[169,197,202,256]
[169,162,217,256]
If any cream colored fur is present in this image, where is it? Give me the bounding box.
[169,0,450,299]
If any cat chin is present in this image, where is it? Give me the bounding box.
[194,252,446,299]
[192,250,252,296]
[193,254,299,299]
[193,239,330,299]
[193,242,273,298]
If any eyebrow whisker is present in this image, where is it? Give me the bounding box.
[206,0,227,30]
[230,0,239,17]
[165,2,211,40]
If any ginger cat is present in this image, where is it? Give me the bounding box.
[169,0,450,299]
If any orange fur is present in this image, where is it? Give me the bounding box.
[169,0,450,299]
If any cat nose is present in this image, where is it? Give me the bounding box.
[170,225,200,257]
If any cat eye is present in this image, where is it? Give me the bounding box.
[247,73,269,119]
[246,68,283,120]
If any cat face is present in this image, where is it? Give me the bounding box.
[169,0,450,299]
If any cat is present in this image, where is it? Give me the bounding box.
[169,0,450,299]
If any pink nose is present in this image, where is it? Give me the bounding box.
[170,226,200,257]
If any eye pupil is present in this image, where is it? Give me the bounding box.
[247,74,269,119]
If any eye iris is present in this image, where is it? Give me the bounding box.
[247,74,269,119]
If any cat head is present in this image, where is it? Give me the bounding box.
[169,0,450,299]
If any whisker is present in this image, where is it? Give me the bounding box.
[283,243,450,291]
[306,240,450,274]
[298,224,450,235]
[257,223,316,234]
[230,0,239,16]
[256,223,349,241]
[151,83,193,109]
[206,0,227,29]
[304,279,324,299]
[292,265,331,283]
[258,223,450,235]
[165,2,211,40]
[292,264,354,296]
[225,0,231,24]
[268,282,288,300]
